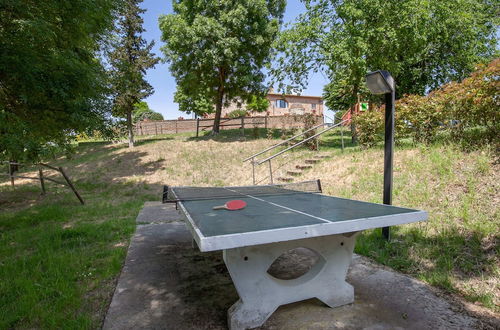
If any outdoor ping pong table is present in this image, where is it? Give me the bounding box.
[164,180,428,330]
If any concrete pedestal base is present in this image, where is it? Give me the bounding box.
[223,233,358,330]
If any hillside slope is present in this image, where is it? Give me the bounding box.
[1,131,498,328]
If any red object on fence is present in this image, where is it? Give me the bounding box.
[341,102,363,126]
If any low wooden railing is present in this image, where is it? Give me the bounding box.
[1,161,84,204]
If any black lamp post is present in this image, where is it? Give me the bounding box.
[365,70,395,241]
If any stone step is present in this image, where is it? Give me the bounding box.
[305,159,321,164]
[277,177,294,182]
[286,170,303,177]
[296,165,312,170]
[314,155,330,159]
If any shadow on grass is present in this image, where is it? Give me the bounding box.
[0,179,162,329]
[134,136,174,146]
[188,127,270,142]
[318,128,358,151]
[77,140,114,147]
[356,226,498,312]
[1,147,167,210]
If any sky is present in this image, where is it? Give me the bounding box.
[140,0,331,120]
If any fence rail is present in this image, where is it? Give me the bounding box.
[1,161,84,204]
[195,117,267,137]
[134,115,324,137]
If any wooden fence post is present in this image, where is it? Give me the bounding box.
[175,120,178,134]
[341,128,345,151]
[155,122,158,135]
[196,118,200,137]
[38,167,46,195]
[9,163,14,186]
[58,167,85,205]
[241,116,245,136]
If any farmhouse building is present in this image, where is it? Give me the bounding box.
[206,92,324,118]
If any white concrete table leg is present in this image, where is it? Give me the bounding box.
[223,233,358,330]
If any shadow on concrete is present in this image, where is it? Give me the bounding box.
[104,208,496,330]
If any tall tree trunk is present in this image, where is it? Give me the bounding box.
[212,68,225,134]
[127,107,134,148]
[212,90,223,134]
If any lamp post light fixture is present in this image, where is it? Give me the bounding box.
[365,70,395,241]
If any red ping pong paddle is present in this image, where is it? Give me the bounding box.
[213,200,247,211]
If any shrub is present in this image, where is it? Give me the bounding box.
[441,59,500,143]
[396,93,450,144]
[355,58,499,148]
[301,113,319,150]
[227,109,247,118]
[353,109,384,147]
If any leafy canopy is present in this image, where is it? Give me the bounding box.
[354,58,500,147]
[246,95,270,113]
[133,101,164,122]
[0,0,118,161]
[160,0,286,132]
[272,0,498,111]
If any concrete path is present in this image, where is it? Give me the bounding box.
[103,202,495,330]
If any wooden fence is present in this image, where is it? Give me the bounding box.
[134,115,324,137]
[1,161,84,204]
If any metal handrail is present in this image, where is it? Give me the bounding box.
[242,122,327,162]
[256,119,349,165]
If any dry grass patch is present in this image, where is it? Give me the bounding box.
[301,143,499,312]
[1,130,498,328]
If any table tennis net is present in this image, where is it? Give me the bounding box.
[162,179,322,203]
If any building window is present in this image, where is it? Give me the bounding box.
[276,99,288,108]
[312,103,316,110]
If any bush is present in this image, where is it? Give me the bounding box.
[396,93,450,144]
[353,109,384,147]
[301,113,319,150]
[227,109,247,118]
[441,59,499,143]
[355,58,499,148]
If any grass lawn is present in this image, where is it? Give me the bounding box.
[0,128,498,328]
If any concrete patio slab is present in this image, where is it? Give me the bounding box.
[103,202,497,330]
[136,201,185,224]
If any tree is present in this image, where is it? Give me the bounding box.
[132,101,164,122]
[246,95,270,114]
[109,0,159,147]
[173,88,214,118]
[0,0,118,162]
[272,0,498,140]
[160,0,286,134]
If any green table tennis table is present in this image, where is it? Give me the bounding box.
[164,180,427,330]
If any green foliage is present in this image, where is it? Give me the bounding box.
[132,101,164,122]
[354,59,500,148]
[246,95,270,113]
[273,0,498,112]
[108,0,159,146]
[173,89,214,117]
[301,113,319,150]
[227,109,248,118]
[0,0,119,162]
[441,59,500,143]
[353,110,384,147]
[397,94,449,144]
[160,0,286,133]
